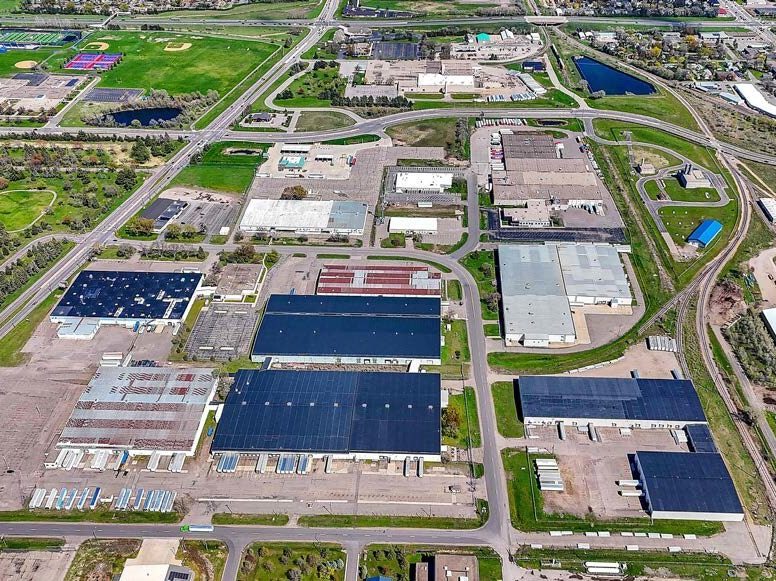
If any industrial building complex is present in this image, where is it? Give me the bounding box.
[516,375,707,429]
[251,294,442,365]
[211,369,442,461]
[50,270,203,339]
[498,243,632,346]
[239,199,368,235]
[57,366,218,457]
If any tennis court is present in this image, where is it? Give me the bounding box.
[64,52,123,71]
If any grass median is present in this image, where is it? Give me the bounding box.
[211,513,289,526]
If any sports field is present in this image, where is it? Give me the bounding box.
[0,30,66,45]
[0,189,55,231]
[57,32,277,97]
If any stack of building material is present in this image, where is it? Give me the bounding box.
[535,457,564,491]
[617,479,644,497]
[647,336,678,352]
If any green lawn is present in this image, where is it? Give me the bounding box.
[239,543,345,581]
[295,110,354,132]
[460,250,499,320]
[446,279,462,301]
[212,513,289,526]
[0,47,62,76]
[442,319,470,363]
[483,323,500,337]
[0,509,180,523]
[588,88,698,132]
[58,32,277,98]
[444,386,481,448]
[356,0,509,17]
[0,537,64,550]
[502,448,723,535]
[159,0,323,20]
[659,203,737,248]
[492,382,524,438]
[298,512,484,529]
[661,177,720,202]
[381,232,406,249]
[170,141,268,194]
[275,65,345,108]
[0,189,54,231]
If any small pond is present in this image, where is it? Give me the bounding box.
[574,56,655,96]
[107,106,182,127]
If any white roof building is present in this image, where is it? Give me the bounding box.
[240,199,368,235]
[395,172,454,194]
[388,217,438,234]
[734,83,776,118]
[759,198,776,222]
[417,73,475,87]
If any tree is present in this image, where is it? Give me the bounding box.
[124,216,154,237]
[281,185,308,200]
[441,406,461,438]
[165,223,182,240]
[130,141,151,163]
[485,291,501,313]
[115,167,138,191]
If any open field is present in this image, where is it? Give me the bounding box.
[159,0,323,20]
[177,540,227,581]
[660,203,737,247]
[460,250,499,320]
[443,386,481,448]
[297,512,485,529]
[212,513,289,526]
[65,539,141,581]
[275,65,345,108]
[355,0,520,17]
[295,110,354,132]
[0,189,55,231]
[491,381,524,438]
[170,141,268,193]
[0,290,60,366]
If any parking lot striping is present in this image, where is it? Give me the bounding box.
[196,497,294,502]
[359,500,457,506]
[313,499,350,503]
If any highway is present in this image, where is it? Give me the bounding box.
[0,2,774,579]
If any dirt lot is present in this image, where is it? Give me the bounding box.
[532,426,689,520]
[0,549,75,581]
[65,539,140,581]
[569,342,680,380]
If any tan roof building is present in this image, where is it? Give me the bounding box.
[414,554,480,581]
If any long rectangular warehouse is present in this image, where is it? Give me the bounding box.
[251,294,441,365]
[239,199,368,235]
[51,270,203,338]
[317,264,441,297]
[635,451,744,521]
[58,366,217,456]
[516,376,707,429]
[212,369,442,461]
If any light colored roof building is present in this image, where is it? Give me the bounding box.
[734,83,776,118]
[388,217,438,234]
[395,171,453,193]
[759,198,776,222]
[58,366,217,456]
[317,264,441,297]
[119,539,193,581]
[240,199,368,235]
[417,73,475,87]
[498,244,575,347]
[558,244,632,306]
[501,200,551,227]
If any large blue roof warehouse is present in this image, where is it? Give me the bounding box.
[50,270,202,339]
[212,369,442,460]
[635,451,744,521]
[516,375,707,428]
[687,219,722,247]
[251,294,441,365]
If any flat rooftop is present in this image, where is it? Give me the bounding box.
[52,271,202,321]
[239,199,368,233]
[558,244,631,300]
[636,451,743,518]
[517,376,707,423]
[501,132,558,159]
[498,244,574,340]
[252,294,441,360]
[395,171,453,190]
[59,366,217,453]
[212,369,441,456]
[317,264,441,297]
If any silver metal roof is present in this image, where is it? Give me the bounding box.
[557,244,631,300]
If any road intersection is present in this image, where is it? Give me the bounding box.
[0,2,774,579]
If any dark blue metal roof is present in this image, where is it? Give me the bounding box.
[516,376,707,423]
[252,295,441,359]
[212,370,441,455]
[635,451,743,515]
[687,219,722,247]
[685,424,718,453]
[52,270,202,321]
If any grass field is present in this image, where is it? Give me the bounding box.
[0,189,55,231]
[53,32,277,99]
[298,512,484,529]
[363,545,501,581]
[444,386,481,448]
[356,0,507,17]
[177,541,227,581]
[0,290,61,367]
[491,381,524,438]
[0,508,180,523]
[0,537,64,550]
[659,203,737,248]
[170,141,268,193]
[501,448,723,535]
[0,47,61,77]
[275,65,345,108]
[660,177,720,202]
[460,250,499,320]
[446,279,462,301]
[159,0,323,20]
[294,110,354,132]
[65,539,141,581]
[212,513,289,526]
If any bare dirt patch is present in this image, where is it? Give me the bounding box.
[164,42,193,52]
[709,279,746,326]
[14,61,37,69]
[632,145,676,170]
[84,42,109,50]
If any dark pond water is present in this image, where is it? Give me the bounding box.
[574,56,655,96]
[107,106,182,127]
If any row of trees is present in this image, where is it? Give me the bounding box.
[0,238,68,306]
